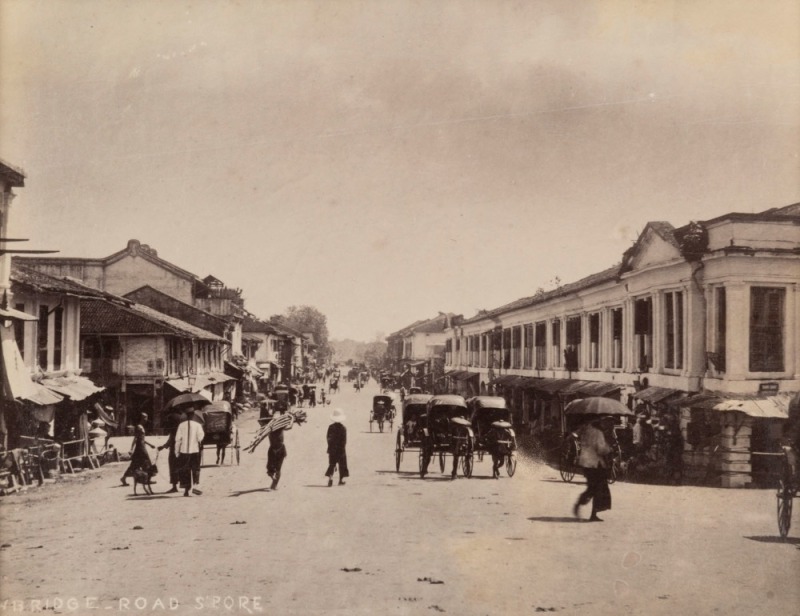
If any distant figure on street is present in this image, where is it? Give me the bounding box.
[354,379,361,393]
[120,413,155,486]
[325,408,349,487]
[175,409,205,497]
[573,416,617,522]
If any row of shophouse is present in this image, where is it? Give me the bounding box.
[0,158,315,456]
[397,204,799,488]
[385,312,458,390]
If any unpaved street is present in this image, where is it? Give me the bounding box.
[1,380,798,615]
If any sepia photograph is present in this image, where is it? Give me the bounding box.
[1,1,798,614]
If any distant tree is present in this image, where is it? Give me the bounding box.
[273,305,331,359]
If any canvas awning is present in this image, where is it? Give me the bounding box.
[680,391,794,419]
[166,373,236,393]
[633,386,682,404]
[577,381,622,397]
[224,361,246,379]
[526,378,577,394]
[0,306,37,321]
[450,370,477,381]
[1,323,35,401]
[20,382,63,406]
[39,374,104,401]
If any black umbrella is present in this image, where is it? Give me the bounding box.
[564,397,634,416]
[164,392,212,411]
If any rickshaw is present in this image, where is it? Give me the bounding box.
[419,394,474,479]
[467,396,518,478]
[198,401,240,465]
[370,395,394,433]
[395,394,432,471]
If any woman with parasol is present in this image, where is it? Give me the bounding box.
[566,397,629,522]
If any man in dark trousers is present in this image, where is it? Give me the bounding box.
[573,415,617,522]
[325,408,349,487]
[267,407,291,490]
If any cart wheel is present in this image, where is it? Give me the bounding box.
[777,480,793,539]
[439,452,446,473]
[506,454,517,478]
[560,439,576,483]
[463,453,474,478]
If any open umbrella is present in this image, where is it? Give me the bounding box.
[164,392,212,411]
[564,397,634,416]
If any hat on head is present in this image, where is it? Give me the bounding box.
[330,408,346,423]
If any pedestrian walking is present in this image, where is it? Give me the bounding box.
[267,407,290,489]
[175,408,205,497]
[120,413,155,486]
[325,408,349,487]
[573,416,617,522]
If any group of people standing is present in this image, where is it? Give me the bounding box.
[120,406,206,497]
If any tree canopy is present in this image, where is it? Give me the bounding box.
[271,305,331,359]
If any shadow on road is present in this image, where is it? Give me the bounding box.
[125,495,173,501]
[744,535,800,546]
[375,470,416,476]
[228,487,271,497]
[527,516,583,524]
[539,478,585,484]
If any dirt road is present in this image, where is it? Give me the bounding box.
[1,380,798,615]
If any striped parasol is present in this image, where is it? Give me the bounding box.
[245,409,307,453]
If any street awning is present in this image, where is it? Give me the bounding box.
[489,374,517,386]
[39,374,104,401]
[166,373,236,393]
[20,382,64,406]
[527,378,577,394]
[0,306,37,321]
[680,391,794,419]
[1,323,35,400]
[577,381,623,397]
[224,361,246,379]
[633,386,682,404]
[449,370,477,381]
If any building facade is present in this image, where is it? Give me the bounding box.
[444,204,799,487]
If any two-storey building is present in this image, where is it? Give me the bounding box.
[444,204,799,487]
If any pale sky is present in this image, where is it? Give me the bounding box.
[2,1,798,341]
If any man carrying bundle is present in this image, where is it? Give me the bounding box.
[245,406,307,490]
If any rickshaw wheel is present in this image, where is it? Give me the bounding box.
[235,433,240,466]
[395,434,402,472]
[463,453,474,478]
[506,454,517,478]
[559,440,576,483]
[439,452,446,473]
[419,450,427,478]
[777,480,792,539]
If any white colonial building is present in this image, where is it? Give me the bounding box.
[444,204,799,487]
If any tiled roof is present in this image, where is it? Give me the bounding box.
[242,315,281,335]
[461,265,620,325]
[11,263,119,300]
[389,313,457,338]
[81,300,227,341]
